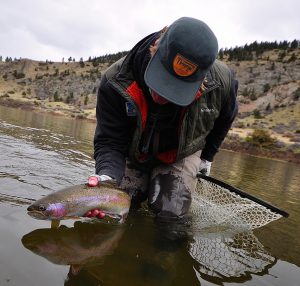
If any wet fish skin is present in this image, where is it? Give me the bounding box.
[27,181,131,222]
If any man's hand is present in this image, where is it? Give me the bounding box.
[87,174,112,187]
[85,174,113,219]
[85,209,106,219]
[199,159,212,176]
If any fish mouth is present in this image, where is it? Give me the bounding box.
[27,211,48,220]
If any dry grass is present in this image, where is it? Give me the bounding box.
[237,102,300,130]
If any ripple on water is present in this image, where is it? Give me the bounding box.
[0,131,93,202]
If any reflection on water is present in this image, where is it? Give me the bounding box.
[0,105,96,145]
[22,221,125,274]
[0,131,93,196]
[1,105,300,286]
[21,218,276,285]
[212,151,300,265]
[0,120,93,165]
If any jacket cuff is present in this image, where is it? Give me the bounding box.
[200,149,215,162]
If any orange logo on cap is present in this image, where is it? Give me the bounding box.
[173,54,197,77]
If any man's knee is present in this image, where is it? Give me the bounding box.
[120,162,149,209]
[148,172,192,219]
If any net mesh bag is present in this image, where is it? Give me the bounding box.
[188,228,275,278]
[190,177,283,230]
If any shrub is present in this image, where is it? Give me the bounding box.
[246,129,276,148]
[287,53,297,63]
[84,95,89,105]
[263,83,271,93]
[292,87,300,101]
[278,51,286,61]
[249,88,257,101]
[270,62,275,70]
[53,91,60,102]
[241,87,250,97]
[54,69,59,76]
[236,122,245,128]
[13,70,25,79]
[253,109,263,119]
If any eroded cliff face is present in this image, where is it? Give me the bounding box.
[0,59,110,118]
[224,49,300,114]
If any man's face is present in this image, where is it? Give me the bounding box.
[149,89,169,105]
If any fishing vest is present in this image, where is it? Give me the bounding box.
[105,55,232,165]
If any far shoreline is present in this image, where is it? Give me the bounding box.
[1,98,299,165]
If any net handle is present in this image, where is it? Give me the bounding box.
[196,174,289,218]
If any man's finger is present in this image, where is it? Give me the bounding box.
[88,176,99,187]
[97,212,105,219]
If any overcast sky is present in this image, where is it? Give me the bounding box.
[1,0,299,61]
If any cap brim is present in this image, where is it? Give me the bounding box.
[144,52,205,106]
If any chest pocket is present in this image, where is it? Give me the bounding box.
[125,102,137,116]
[190,95,221,141]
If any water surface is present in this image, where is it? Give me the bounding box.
[0,105,299,286]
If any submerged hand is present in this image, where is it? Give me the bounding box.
[84,174,113,219]
[199,159,212,176]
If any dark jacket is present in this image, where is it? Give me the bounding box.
[94,33,238,183]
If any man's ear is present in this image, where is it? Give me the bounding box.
[161,26,168,34]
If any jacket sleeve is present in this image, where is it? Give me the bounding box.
[200,75,238,162]
[94,75,130,184]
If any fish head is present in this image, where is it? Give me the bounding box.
[27,201,67,220]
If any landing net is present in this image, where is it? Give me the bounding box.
[190,175,287,230]
[188,228,275,278]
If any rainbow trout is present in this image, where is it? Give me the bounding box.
[27,181,131,224]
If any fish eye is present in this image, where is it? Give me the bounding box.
[38,205,46,212]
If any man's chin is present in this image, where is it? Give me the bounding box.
[151,91,169,105]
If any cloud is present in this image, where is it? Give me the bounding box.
[0,0,299,61]
[231,0,300,45]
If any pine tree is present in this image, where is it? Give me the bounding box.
[218,48,224,60]
[290,39,299,50]
[79,57,85,68]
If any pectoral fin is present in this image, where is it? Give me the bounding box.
[70,264,82,275]
[118,213,128,224]
[51,219,60,228]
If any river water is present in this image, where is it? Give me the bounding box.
[0,105,299,286]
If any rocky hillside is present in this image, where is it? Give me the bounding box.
[0,59,109,119]
[223,47,300,160]
[0,43,300,161]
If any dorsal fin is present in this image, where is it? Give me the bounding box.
[98,180,119,189]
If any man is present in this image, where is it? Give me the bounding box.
[87,17,238,220]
